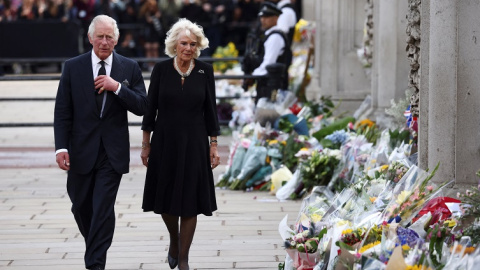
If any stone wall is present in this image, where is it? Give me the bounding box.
[306,0,371,115]
[420,0,480,187]
[370,0,409,127]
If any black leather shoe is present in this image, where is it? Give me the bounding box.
[89,265,104,270]
[168,253,178,269]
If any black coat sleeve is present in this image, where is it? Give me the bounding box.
[142,62,161,132]
[53,59,73,151]
[203,63,221,136]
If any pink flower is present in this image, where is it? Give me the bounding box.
[426,186,433,191]
[240,139,251,149]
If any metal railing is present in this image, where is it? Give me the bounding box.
[0,56,259,127]
[0,57,245,81]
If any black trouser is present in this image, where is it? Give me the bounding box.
[67,142,122,269]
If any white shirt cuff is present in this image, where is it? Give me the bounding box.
[114,82,121,95]
[55,149,68,155]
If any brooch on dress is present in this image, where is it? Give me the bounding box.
[198,69,204,74]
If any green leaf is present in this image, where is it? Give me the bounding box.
[318,228,327,239]
[435,238,444,260]
[324,99,334,108]
[335,240,354,251]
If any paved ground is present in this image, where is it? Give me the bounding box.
[0,80,302,269]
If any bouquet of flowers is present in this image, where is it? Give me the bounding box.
[212,42,239,73]
[457,186,480,245]
[283,222,327,269]
[329,134,373,192]
[385,160,410,183]
[382,163,451,226]
[300,149,341,192]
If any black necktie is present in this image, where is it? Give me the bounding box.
[96,61,106,116]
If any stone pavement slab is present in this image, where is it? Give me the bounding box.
[0,167,301,270]
[0,80,303,269]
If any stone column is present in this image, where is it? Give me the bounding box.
[424,0,457,182]
[370,0,409,126]
[306,0,371,114]
[420,0,480,187]
[418,0,429,170]
[455,1,480,186]
[305,0,322,101]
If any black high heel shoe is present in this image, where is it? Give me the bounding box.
[168,253,178,269]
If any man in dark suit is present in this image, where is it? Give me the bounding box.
[54,14,147,270]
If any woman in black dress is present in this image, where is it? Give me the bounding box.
[140,18,221,270]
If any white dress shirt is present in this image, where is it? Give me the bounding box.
[277,0,297,34]
[55,52,121,155]
[252,26,285,76]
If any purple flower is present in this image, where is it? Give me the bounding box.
[397,227,420,247]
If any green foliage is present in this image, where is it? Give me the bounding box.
[385,88,413,129]
[229,178,247,190]
[320,138,340,150]
[462,225,480,245]
[312,116,356,142]
[300,151,340,191]
[357,123,381,145]
[389,129,411,149]
[335,240,355,251]
[281,135,304,171]
[305,96,336,118]
[215,170,231,187]
[318,227,328,239]
[278,117,294,133]
[259,181,271,191]
[426,221,450,269]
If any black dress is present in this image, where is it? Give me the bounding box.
[142,58,220,216]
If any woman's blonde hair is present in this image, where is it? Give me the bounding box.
[164,18,209,58]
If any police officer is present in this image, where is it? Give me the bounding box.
[267,0,298,46]
[245,2,292,104]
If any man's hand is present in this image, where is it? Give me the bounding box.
[56,152,70,171]
[95,75,119,94]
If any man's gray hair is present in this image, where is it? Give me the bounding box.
[88,15,120,42]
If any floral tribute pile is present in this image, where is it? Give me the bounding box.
[215,96,480,270]
[215,19,480,269]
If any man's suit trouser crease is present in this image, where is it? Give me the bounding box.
[66,141,122,269]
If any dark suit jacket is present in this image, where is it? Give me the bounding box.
[54,51,147,174]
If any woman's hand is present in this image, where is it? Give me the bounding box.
[210,144,220,169]
[140,142,150,167]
